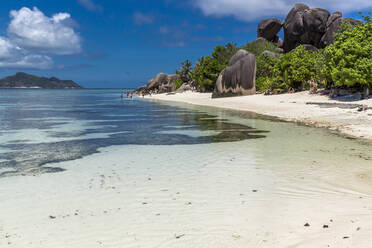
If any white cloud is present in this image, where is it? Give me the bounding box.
[0,7,81,69]
[0,54,53,69]
[192,0,372,21]
[77,0,103,12]
[0,37,18,59]
[8,7,82,55]
[0,37,53,69]
[133,12,154,25]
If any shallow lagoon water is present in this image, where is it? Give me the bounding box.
[0,89,371,179]
[0,89,267,177]
[1,89,372,247]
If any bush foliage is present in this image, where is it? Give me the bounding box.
[325,14,371,88]
[172,79,183,89]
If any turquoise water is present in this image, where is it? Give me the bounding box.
[0,89,268,177]
[1,89,372,247]
[0,89,371,180]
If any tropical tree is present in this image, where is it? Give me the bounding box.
[325,14,371,88]
[272,45,319,89]
[191,43,239,91]
[191,56,220,91]
[176,60,193,83]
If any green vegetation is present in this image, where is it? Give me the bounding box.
[273,46,319,90]
[325,14,371,88]
[172,79,183,89]
[176,60,193,84]
[0,72,82,89]
[175,13,371,93]
[190,43,239,91]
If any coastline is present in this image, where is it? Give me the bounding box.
[144,91,372,142]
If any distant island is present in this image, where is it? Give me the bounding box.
[0,72,83,89]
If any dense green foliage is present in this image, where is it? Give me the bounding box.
[172,79,183,89]
[176,14,370,93]
[176,60,193,84]
[273,46,319,90]
[325,14,371,88]
[242,39,278,56]
[191,56,220,91]
[191,43,239,91]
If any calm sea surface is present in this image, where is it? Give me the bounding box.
[0,89,270,177]
[0,89,371,179]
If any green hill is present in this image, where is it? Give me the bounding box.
[0,72,83,89]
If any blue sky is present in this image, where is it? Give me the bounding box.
[0,0,370,88]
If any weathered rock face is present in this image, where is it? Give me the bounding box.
[262,50,281,58]
[326,11,342,28]
[256,4,364,53]
[275,37,283,48]
[320,14,343,47]
[257,18,283,42]
[213,50,256,98]
[176,83,192,93]
[137,73,180,93]
[320,16,363,47]
[282,4,364,51]
[283,4,332,52]
[301,8,330,47]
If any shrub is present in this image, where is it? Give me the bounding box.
[173,79,183,89]
[272,45,320,89]
[176,60,193,83]
[191,43,239,91]
[242,39,279,56]
[325,14,371,88]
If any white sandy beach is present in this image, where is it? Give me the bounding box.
[145,91,372,141]
[1,138,372,248]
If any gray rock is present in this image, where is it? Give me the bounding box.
[257,18,283,42]
[283,4,333,52]
[303,8,330,33]
[283,3,310,52]
[158,83,177,93]
[142,73,180,92]
[253,37,268,43]
[275,36,283,48]
[213,49,256,98]
[283,4,363,51]
[262,50,281,58]
[302,44,318,51]
[228,49,250,66]
[290,44,318,52]
[320,17,363,47]
[320,17,344,47]
[326,11,342,28]
[176,83,192,93]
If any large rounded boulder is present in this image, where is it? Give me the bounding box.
[257,18,283,42]
[301,8,330,47]
[283,3,310,52]
[283,4,331,52]
[320,14,363,47]
[283,4,330,52]
[212,50,256,98]
[141,73,180,93]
